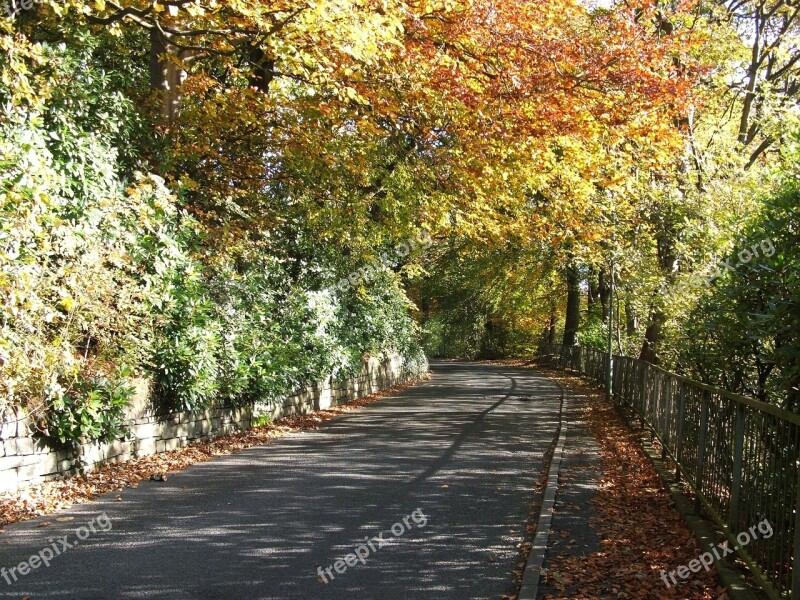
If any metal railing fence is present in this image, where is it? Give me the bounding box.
[538,344,800,600]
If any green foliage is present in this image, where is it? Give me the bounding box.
[416,244,559,359]
[0,35,427,446]
[46,370,134,446]
[152,272,222,411]
[577,315,610,353]
[678,181,800,409]
[0,46,180,423]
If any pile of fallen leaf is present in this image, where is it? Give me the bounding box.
[0,380,422,526]
[484,359,727,600]
[537,370,726,600]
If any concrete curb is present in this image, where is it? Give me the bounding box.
[518,385,568,600]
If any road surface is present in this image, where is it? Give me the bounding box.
[0,361,563,600]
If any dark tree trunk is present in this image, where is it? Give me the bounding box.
[547,307,557,345]
[150,30,187,124]
[639,229,678,364]
[598,268,610,322]
[562,263,581,346]
[639,310,666,364]
[587,267,597,312]
[625,300,638,336]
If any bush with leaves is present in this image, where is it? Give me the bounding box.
[1,28,428,444]
[46,370,134,446]
[678,176,800,410]
[0,40,201,439]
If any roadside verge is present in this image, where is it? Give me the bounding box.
[514,364,752,600]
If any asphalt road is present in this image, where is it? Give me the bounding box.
[0,361,563,600]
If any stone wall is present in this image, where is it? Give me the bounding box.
[0,354,426,494]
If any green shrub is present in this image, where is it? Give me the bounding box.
[46,371,134,446]
[679,182,800,409]
[151,273,222,412]
[1,35,428,441]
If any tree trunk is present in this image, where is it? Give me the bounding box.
[562,263,580,346]
[639,228,678,363]
[547,304,557,345]
[639,310,666,364]
[598,268,610,322]
[150,30,187,124]
[625,300,638,336]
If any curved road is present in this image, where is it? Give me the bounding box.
[0,361,563,599]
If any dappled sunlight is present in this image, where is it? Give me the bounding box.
[0,363,562,599]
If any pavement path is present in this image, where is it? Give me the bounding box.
[0,361,564,600]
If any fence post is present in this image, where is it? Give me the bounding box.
[625,358,632,405]
[638,364,646,428]
[793,458,800,600]
[695,391,710,513]
[662,376,673,460]
[729,402,746,531]
[674,382,686,482]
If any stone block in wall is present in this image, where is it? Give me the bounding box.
[38,451,59,475]
[16,462,39,483]
[80,443,103,467]
[173,424,192,439]
[189,410,211,423]
[2,439,16,457]
[156,438,183,453]
[131,422,159,440]
[284,396,312,416]
[104,440,131,460]
[0,454,25,472]
[159,422,180,439]
[231,407,251,423]
[134,437,157,457]
[252,401,280,422]
[316,385,333,410]
[15,436,34,456]
[186,420,209,439]
[104,452,132,465]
